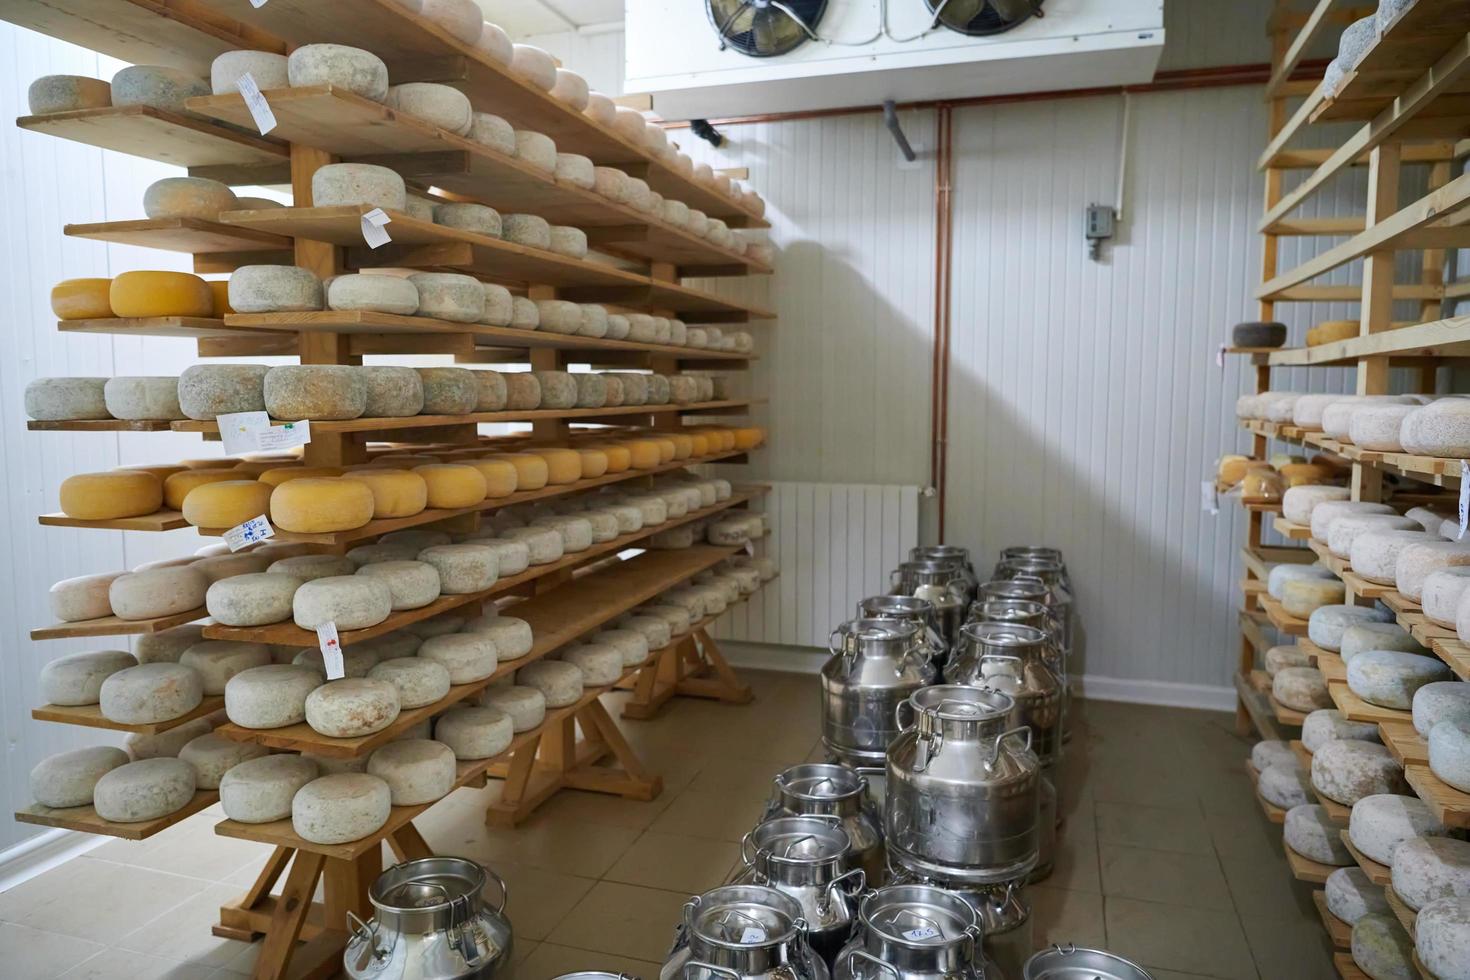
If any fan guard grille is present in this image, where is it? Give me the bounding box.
[706,0,829,57]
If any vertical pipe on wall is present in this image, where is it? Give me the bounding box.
[930,104,955,540]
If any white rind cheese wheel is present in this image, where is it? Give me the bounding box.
[1341,622,1425,662]
[550,69,589,109]
[293,646,379,679]
[433,202,501,236]
[513,132,556,173]
[474,21,513,65]
[1351,912,1414,979]
[584,92,616,126]
[578,305,608,338]
[435,706,513,759]
[225,664,322,729]
[465,539,529,577]
[1282,485,1351,525]
[207,573,300,627]
[555,153,595,188]
[1415,896,1470,980]
[1308,604,1392,652]
[180,640,272,695]
[328,275,419,316]
[509,45,556,91]
[1422,568,1470,627]
[499,527,563,565]
[1263,645,1310,678]
[1347,650,1452,709]
[1349,793,1448,865]
[227,264,323,313]
[292,773,392,844]
[1329,514,1419,558]
[593,166,627,202]
[1398,541,1470,601]
[368,657,451,709]
[305,678,400,737]
[367,739,456,805]
[1259,761,1313,809]
[30,746,131,808]
[409,273,484,323]
[504,213,553,249]
[531,515,592,553]
[550,225,588,258]
[468,111,515,154]
[560,642,621,686]
[135,624,207,665]
[210,50,288,94]
[417,544,499,594]
[517,660,582,707]
[1415,682,1470,738]
[92,758,196,822]
[293,576,393,630]
[466,616,533,660]
[386,83,472,135]
[403,614,466,639]
[287,44,388,100]
[1351,530,1438,585]
[1284,803,1353,865]
[1312,739,1407,805]
[1349,403,1418,451]
[40,650,136,706]
[642,604,692,636]
[219,754,317,823]
[581,509,620,543]
[103,376,184,421]
[356,560,442,610]
[596,629,651,667]
[1328,867,1391,924]
[109,565,208,621]
[417,633,496,683]
[1392,835,1470,910]
[99,663,203,724]
[478,685,544,732]
[1409,399,1470,458]
[310,163,404,210]
[1430,720,1470,792]
[481,284,513,327]
[178,732,266,789]
[269,555,355,582]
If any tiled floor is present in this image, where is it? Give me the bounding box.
[0,671,1335,979]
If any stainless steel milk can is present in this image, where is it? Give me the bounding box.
[856,596,946,664]
[890,560,969,649]
[822,619,937,768]
[831,884,983,980]
[763,764,886,886]
[944,622,1062,770]
[663,885,828,980]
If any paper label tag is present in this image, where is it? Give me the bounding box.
[256,419,311,451]
[235,72,277,135]
[361,208,392,248]
[1201,480,1219,516]
[743,540,755,557]
[1458,461,1469,539]
[316,622,344,679]
[217,411,271,455]
[224,515,274,552]
[739,927,767,944]
[1216,344,1227,368]
[903,927,941,941]
[248,0,268,6]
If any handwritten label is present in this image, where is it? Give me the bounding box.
[217,411,271,455]
[738,927,767,944]
[1201,480,1219,516]
[903,927,941,941]
[316,622,344,679]
[361,208,392,248]
[224,515,274,552]
[257,419,311,451]
[236,72,277,135]
[1459,461,1469,540]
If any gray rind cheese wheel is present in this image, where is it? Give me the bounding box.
[433,202,501,236]
[1284,803,1353,865]
[1250,739,1296,772]
[292,576,393,630]
[1312,739,1407,805]
[530,515,592,553]
[478,685,545,732]
[1268,564,1336,600]
[304,678,400,737]
[368,657,451,709]
[481,284,514,327]
[110,65,208,112]
[367,739,456,805]
[646,375,671,404]
[1341,622,1425,662]
[503,213,552,248]
[402,614,466,639]
[417,633,496,683]
[224,664,322,729]
[292,646,379,679]
[1264,644,1310,678]
[572,373,605,407]
[1232,321,1286,348]
[104,376,184,420]
[207,573,301,626]
[1311,501,1397,541]
[28,75,112,114]
[177,733,266,789]
[1414,683,1470,738]
[178,364,269,419]
[1422,568,1470,626]
[517,660,583,707]
[434,706,514,759]
[29,746,131,808]
[228,265,324,314]
[219,754,317,823]
[560,643,622,686]
[1308,604,1392,652]
[210,50,289,94]
[500,527,563,565]
[409,273,484,324]
[535,301,581,336]
[550,226,588,258]
[125,718,214,763]
[292,773,392,844]
[1398,542,1470,601]
[25,377,109,421]
[286,44,388,101]
[417,544,499,594]
[555,153,595,188]
[602,377,625,407]
[1327,867,1391,924]
[180,640,272,695]
[1349,793,1448,865]
[466,616,533,660]
[1351,912,1414,980]
[92,758,196,822]
[310,163,404,211]
[1347,651,1452,709]
[1258,762,1313,809]
[1416,897,1470,980]
[263,364,363,420]
[356,560,442,610]
[468,112,515,154]
[1430,720,1470,792]
[596,629,651,667]
[510,296,540,331]
[503,373,541,409]
[582,509,620,542]
[329,275,419,316]
[99,663,203,724]
[1303,709,1381,753]
[1392,836,1470,910]
[468,539,530,578]
[474,371,509,411]
[1282,485,1351,526]
[1351,530,1438,585]
[269,555,355,582]
[386,83,472,135]
[40,650,137,706]
[192,552,270,584]
[1329,514,1419,559]
[359,366,425,417]
[578,305,608,338]
[415,368,479,414]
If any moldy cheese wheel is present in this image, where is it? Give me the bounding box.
[109,271,213,317]
[52,278,114,320]
[412,464,487,508]
[183,480,273,529]
[59,470,162,520]
[270,478,375,532]
[341,469,428,519]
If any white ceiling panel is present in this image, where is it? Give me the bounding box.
[476,0,625,37]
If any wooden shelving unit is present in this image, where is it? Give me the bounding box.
[5,2,783,976]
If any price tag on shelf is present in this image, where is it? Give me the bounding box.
[224,515,274,552]
[1201,480,1219,516]
[903,927,941,942]
[361,208,393,249]
[739,927,767,944]
[1458,461,1469,540]
[235,72,277,135]
[256,419,311,451]
[217,411,270,455]
[316,622,344,680]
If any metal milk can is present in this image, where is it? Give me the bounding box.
[944,622,1062,771]
[908,546,978,599]
[663,885,829,980]
[856,595,946,665]
[822,619,937,768]
[993,559,1073,657]
[884,868,1034,980]
[763,764,887,886]
[890,560,969,650]
[831,884,983,980]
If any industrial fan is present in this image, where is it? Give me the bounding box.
[706,0,828,57]
[926,0,1044,36]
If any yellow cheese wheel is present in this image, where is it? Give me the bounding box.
[496,454,549,490]
[712,429,736,451]
[372,454,440,470]
[625,439,661,470]
[689,433,711,457]
[180,457,241,470]
[668,434,694,460]
[51,278,114,320]
[183,479,274,529]
[123,463,188,483]
[1307,320,1357,346]
[59,470,162,520]
[163,468,240,510]
[651,438,676,463]
[1241,470,1285,501]
[536,449,582,485]
[269,478,375,532]
[341,468,428,518]
[1217,455,1249,484]
[412,464,489,508]
[207,280,233,317]
[593,444,631,473]
[1280,463,1334,487]
[733,427,765,450]
[465,459,519,498]
[108,271,214,318]
[578,449,609,479]
[232,460,283,477]
[259,465,344,487]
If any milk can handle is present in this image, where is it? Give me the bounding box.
[828,627,847,658]
[682,961,742,979]
[345,911,387,961]
[486,866,509,916]
[893,698,916,731]
[850,949,901,978]
[821,867,866,913]
[989,725,1033,766]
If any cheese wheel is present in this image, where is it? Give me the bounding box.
[417,543,498,593]
[500,373,541,412]
[415,367,479,414]
[434,706,514,760]
[254,466,338,488]
[287,43,388,100]
[462,539,529,578]
[476,284,514,329]
[1414,898,1470,980]
[531,515,592,553]
[509,44,556,90]
[350,367,422,419]
[575,449,609,480]
[536,448,581,485]
[356,560,442,610]
[1312,739,1407,805]
[509,296,540,332]
[535,300,580,336]
[407,272,484,323]
[219,754,317,823]
[595,629,651,668]
[1311,501,1396,541]
[402,614,467,639]
[432,202,501,236]
[1397,541,1470,601]
[1393,835,1470,911]
[418,633,496,683]
[504,213,553,249]
[305,679,400,737]
[473,19,513,63]
[1348,403,1417,451]
[1308,604,1392,652]
[1341,622,1424,662]
[1348,650,1451,709]
[1284,803,1353,865]
[209,49,288,95]
[1415,683,1470,738]
[1408,399,1470,457]
[109,566,207,620]
[30,745,131,809]
[602,376,626,407]
[573,373,606,408]
[646,375,671,404]
[49,572,124,623]
[339,469,427,519]
[292,645,380,679]
[28,74,112,113]
[555,152,595,188]
[293,576,393,630]
[123,716,215,761]
[492,453,548,490]
[1328,867,1391,925]
[293,773,392,844]
[517,660,582,707]
[93,757,196,823]
[266,478,372,533]
[59,470,162,520]
[458,459,515,499]
[144,177,238,226]
[366,738,458,807]
[1267,564,1335,600]
[1431,720,1470,792]
[109,271,213,318]
[1323,396,1418,441]
[1329,514,1419,559]
[25,376,109,420]
[262,364,364,420]
[177,364,269,419]
[1282,485,1351,525]
[40,651,137,706]
[100,663,204,724]
[1307,320,1359,346]
[179,733,267,790]
[179,640,272,694]
[626,440,661,470]
[387,82,472,135]
[643,604,692,635]
[1350,793,1448,865]
[102,376,184,421]
[550,225,588,258]
[619,615,672,649]
[134,624,207,666]
[479,686,544,732]
[159,469,235,512]
[411,463,488,509]
[110,64,207,111]
[1251,740,1296,772]
[368,657,451,709]
[593,166,627,202]
[499,526,563,565]
[1351,530,1437,585]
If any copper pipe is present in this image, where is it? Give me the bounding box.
[930,104,954,540]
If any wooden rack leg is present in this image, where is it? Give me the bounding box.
[251,850,328,980]
[215,846,295,942]
[623,627,754,719]
[388,822,434,863]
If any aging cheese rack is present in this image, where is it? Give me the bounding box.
[1224,1,1470,972]
[4,1,782,977]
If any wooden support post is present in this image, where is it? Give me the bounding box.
[623,626,754,719]
[1353,142,1402,508]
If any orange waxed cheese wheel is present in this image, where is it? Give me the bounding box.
[269,478,375,532]
[51,278,114,320]
[537,449,582,485]
[689,433,710,456]
[412,464,488,508]
[341,468,428,519]
[651,438,675,463]
[668,434,693,460]
[625,440,660,470]
[465,459,519,498]
[59,470,163,520]
[183,479,274,529]
[714,429,736,451]
[578,449,609,479]
[258,465,344,487]
[163,468,240,510]
[207,280,233,317]
[123,463,188,483]
[596,445,631,473]
[733,427,765,450]
[108,271,214,318]
[497,454,549,490]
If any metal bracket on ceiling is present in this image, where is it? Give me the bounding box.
[883,100,916,163]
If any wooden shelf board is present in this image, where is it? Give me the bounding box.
[27,419,175,432]
[17,105,286,169]
[56,316,236,339]
[1386,884,1419,939]
[1314,889,1353,949]
[1406,763,1470,828]
[1335,951,1372,980]
[15,790,219,841]
[1381,589,1423,616]
[1273,516,1314,539]
[1314,1,1470,121]
[1331,682,1412,725]
[1342,830,1392,885]
[65,216,292,254]
[1342,569,1395,599]
[1381,720,1429,765]
[1243,420,1463,489]
[1269,315,1470,366]
[202,492,763,645]
[1427,635,1470,680]
[1291,739,1314,769]
[32,696,223,734]
[39,510,190,532]
[1270,692,1311,726]
[1262,595,1310,636]
[31,607,206,640]
[1285,841,1339,883]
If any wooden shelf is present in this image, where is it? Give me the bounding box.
[15,790,219,841]
[1405,763,1470,829]
[565,279,774,324]
[1386,884,1419,939]
[32,696,223,734]
[1331,682,1412,725]
[38,510,189,532]
[202,493,763,645]
[1285,842,1340,884]
[1427,635,1470,680]
[1236,672,1290,741]
[17,105,286,170]
[1261,595,1310,636]
[1381,721,1430,766]
[1342,568,1395,599]
[1243,420,1464,489]
[1314,0,1470,122]
[1272,516,1313,539]
[1334,951,1372,980]
[1314,889,1353,950]
[1341,830,1392,885]
[27,419,175,432]
[30,606,206,641]
[212,541,754,757]
[1268,314,1470,366]
[65,216,293,255]
[56,316,235,339]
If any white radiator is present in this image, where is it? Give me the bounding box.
[712,482,921,649]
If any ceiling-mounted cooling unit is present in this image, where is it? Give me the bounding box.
[627,0,1164,121]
